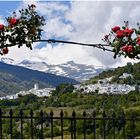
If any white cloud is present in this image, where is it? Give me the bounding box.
[0,16,5,24]
[2,42,40,63]
[43,17,73,38]
[28,43,102,66]
[1,1,140,68]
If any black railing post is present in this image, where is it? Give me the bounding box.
[72,111,76,139]
[102,111,106,139]
[70,118,73,139]
[40,110,44,139]
[20,109,23,139]
[9,109,13,139]
[0,108,138,139]
[131,113,135,139]
[30,109,34,139]
[93,110,96,139]
[112,111,116,139]
[121,110,125,139]
[50,110,54,139]
[60,110,64,139]
[83,110,86,139]
[0,108,2,139]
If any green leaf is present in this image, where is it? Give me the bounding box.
[137,30,140,35]
[111,42,116,47]
[113,54,116,59]
[135,29,138,35]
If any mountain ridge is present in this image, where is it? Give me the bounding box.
[0,61,79,96]
[1,58,104,81]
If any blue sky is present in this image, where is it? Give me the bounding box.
[0,1,140,68]
[0,1,21,15]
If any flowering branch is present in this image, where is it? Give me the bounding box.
[1,5,140,60]
[103,21,140,59]
[0,4,45,55]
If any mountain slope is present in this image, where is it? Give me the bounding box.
[17,60,104,81]
[0,62,79,96]
[85,62,140,85]
[0,58,104,81]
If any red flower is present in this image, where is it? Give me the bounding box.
[31,4,36,8]
[127,45,134,53]
[137,37,140,45]
[112,26,120,32]
[121,45,134,53]
[2,47,9,54]
[137,41,140,45]
[116,30,124,38]
[9,18,18,26]
[121,45,128,52]
[137,37,140,42]
[0,24,4,31]
[123,28,134,37]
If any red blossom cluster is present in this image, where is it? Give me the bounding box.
[0,4,45,55]
[121,45,134,53]
[0,18,18,31]
[112,26,134,38]
[2,47,9,54]
[103,21,140,59]
[8,18,18,27]
[0,24,4,31]
[0,18,18,54]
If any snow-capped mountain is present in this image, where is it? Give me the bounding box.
[0,58,104,81]
[1,58,15,65]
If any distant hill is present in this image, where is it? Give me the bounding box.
[1,58,104,81]
[0,62,79,96]
[85,62,140,85]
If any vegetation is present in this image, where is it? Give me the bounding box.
[86,62,140,85]
[1,83,140,138]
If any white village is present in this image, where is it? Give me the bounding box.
[0,83,55,100]
[0,72,138,100]
[74,73,136,94]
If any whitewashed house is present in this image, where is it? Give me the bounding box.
[119,73,133,79]
[0,84,55,100]
[99,86,110,94]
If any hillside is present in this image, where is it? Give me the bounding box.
[0,62,79,96]
[85,62,140,85]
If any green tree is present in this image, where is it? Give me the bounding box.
[55,83,74,94]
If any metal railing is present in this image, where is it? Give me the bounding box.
[0,108,139,139]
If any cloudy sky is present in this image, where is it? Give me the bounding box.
[0,0,140,68]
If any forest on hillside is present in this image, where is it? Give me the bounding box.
[86,62,140,85]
